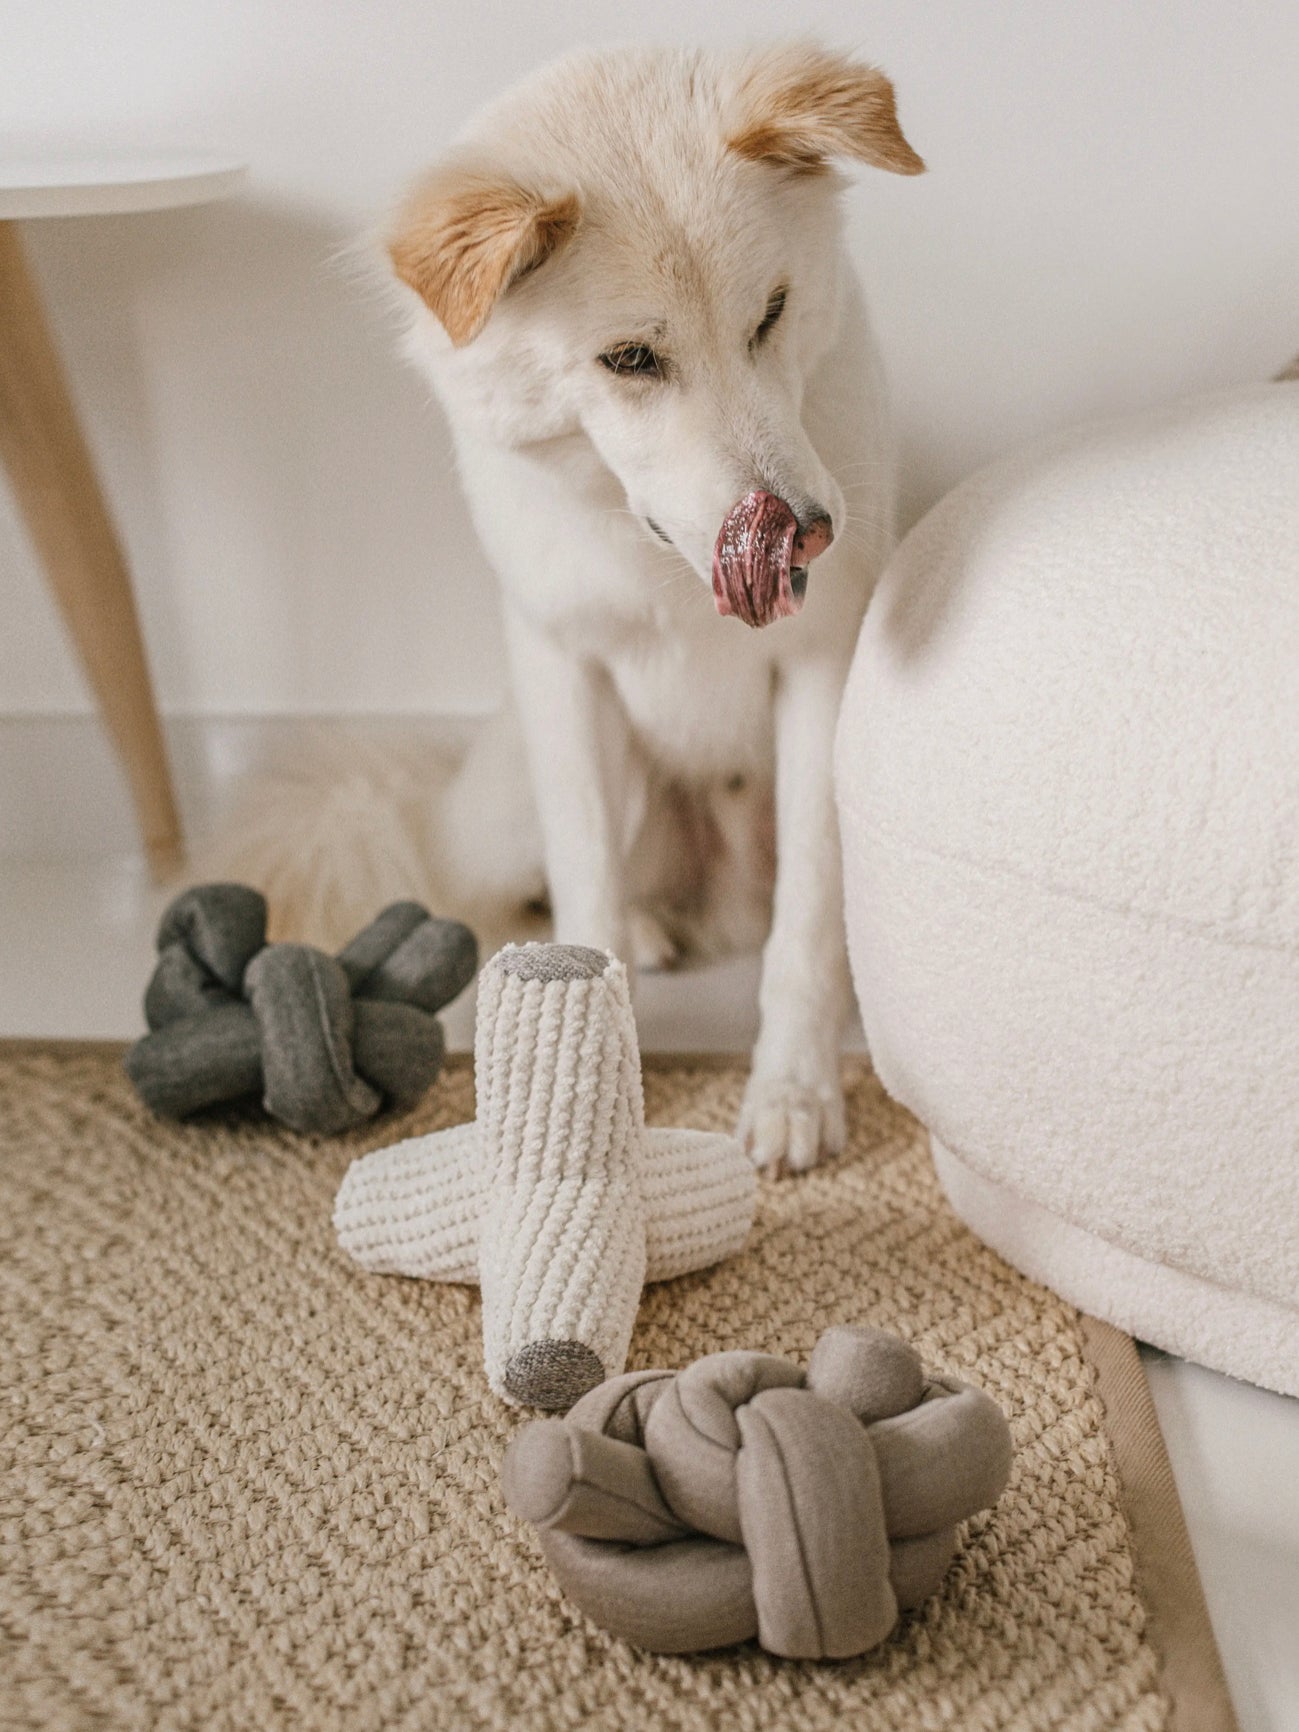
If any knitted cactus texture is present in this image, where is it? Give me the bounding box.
[335,1120,485,1281]
[335,942,756,1408]
[475,949,648,1405]
[334,1125,753,1286]
[635,1130,754,1281]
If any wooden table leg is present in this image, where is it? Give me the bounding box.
[0,218,183,878]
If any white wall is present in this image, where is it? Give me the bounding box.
[3,0,1297,720]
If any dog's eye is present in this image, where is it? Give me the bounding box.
[751,286,788,350]
[598,344,665,380]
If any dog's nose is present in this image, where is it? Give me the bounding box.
[793,508,834,566]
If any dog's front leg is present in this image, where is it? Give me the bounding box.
[504,608,629,957]
[742,655,853,1173]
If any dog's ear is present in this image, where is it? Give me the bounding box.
[727,46,924,176]
[388,166,581,346]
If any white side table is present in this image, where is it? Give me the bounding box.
[0,154,247,873]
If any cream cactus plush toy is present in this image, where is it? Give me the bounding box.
[335,943,756,1409]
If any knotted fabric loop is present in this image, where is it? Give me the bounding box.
[125,884,476,1135]
[503,1324,1014,1658]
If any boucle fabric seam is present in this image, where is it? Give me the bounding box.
[844,807,1297,955]
[929,1126,1299,1323]
[931,1136,1299,1402]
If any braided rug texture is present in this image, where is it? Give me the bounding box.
[1,1050,1169,1731]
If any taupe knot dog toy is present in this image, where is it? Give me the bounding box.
[502,1325,1013,1657]
[125,884,477,1135]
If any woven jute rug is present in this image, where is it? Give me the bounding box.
[1,1045,1236,1732]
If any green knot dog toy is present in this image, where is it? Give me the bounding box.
[502,1324,1013,1657]
[125,884,477,1135]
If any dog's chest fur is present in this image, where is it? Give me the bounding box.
[456,433,781,780]
[604,617,776,780]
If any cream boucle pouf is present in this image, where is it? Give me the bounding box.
[835,383,1299,1397]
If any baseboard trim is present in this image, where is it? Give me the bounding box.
[0,712,477,860]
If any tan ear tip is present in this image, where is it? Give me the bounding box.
[385,229,435,309]
[384,233,412,286]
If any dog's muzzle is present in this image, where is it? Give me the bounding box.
[712,491,834,628]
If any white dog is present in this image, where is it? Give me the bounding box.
[381,44,924,1171]
[310,44,922,1172]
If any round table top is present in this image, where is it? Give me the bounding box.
[0,153,247,220]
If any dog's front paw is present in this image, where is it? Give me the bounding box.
[738,1068,846,1175]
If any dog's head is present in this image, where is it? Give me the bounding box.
[387,46,923,627]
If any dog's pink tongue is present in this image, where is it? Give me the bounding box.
[712,490,801,628]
